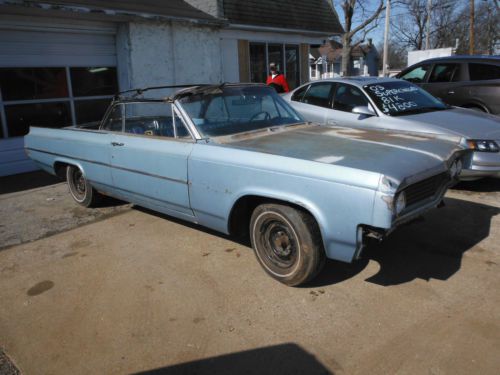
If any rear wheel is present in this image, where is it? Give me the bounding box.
[66,165,100,207]
[250,203,325,286]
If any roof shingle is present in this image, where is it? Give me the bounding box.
[223,0,343,34]
[4,0,220,22]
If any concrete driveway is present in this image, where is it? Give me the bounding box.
[0,174,499,375]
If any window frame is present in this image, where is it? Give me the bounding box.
[399,64,432,84]
[301,82,336,109]
[0,66,117,139]
[291,84,310,102]
[428,63,461,83]
[331,83,372,114]
[467,62,500,81]
[249,41,301,90]
[100,100,195,142]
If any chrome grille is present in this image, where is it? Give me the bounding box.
[404,172,450,208]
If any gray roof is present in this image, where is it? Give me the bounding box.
[223,0,343,35]
[1,0,222,24]
[412,55,500,64]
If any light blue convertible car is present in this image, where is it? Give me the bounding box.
[25,84,469,286]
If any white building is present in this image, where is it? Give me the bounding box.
[0,0,342,176]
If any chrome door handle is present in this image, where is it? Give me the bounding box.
[111,142,124,146]
[447,90,455,95]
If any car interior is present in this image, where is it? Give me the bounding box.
[124,116,190,138]
[333,85,368,112]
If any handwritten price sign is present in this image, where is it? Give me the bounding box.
[368,85,419,114]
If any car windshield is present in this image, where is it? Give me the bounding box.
[364,81,449,117]
[178,86,304,137]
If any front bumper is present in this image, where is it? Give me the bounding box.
[354,174,451,261]
[459,151,500,180]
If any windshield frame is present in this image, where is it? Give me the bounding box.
[175,85,305,139]
[363,80,450,117]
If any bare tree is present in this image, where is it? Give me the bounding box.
[467,0,498,54]
[391,0,456,50]
[336,0,385,76]
[392,0,498,54]
[377,41,407,70]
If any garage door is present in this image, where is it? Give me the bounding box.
[0,17,118,176]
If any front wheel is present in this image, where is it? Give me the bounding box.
[250,203,325,286]
[66,165,101,207]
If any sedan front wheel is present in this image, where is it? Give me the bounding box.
[250,203,325,286]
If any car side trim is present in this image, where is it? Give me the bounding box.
[25,147,188,185]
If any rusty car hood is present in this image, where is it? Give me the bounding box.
[219,124,463,182]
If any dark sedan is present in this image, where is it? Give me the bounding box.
[396,56,500,115]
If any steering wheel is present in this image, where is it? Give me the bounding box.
[249,111,271,122]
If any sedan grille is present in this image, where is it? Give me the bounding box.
[404,172,450,208]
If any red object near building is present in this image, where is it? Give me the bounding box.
[266,73,290,93]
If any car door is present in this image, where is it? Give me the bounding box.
[466,62,500,113]
[398,63,432,89]
[291,82,336,124]
[425,62,463,105]
[109,101,195,218]
[327,83,377,128]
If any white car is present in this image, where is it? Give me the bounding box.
[283,77,500,180]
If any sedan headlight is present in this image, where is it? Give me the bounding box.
[466,139,500,153]
[395,191,406,215]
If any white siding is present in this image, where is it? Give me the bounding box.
[220,38,239,82]
[0,16,117,176]
[0,30,116,67]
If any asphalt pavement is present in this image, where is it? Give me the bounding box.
[0,173,499,374]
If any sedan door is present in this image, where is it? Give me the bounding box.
[424,62,464,105]
[291,82,336,124]
[327,83,378,128]
[109,102,195,219]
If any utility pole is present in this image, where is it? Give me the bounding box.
[382,0,391,76]
[470,0,475,54]
[425,0,432,50]
[485,0,493,54]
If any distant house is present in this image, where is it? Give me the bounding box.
[0,0,343,176]
[310,39,380,79]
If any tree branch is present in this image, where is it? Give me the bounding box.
[349,0,385,37]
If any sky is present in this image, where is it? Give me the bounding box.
[331,0,388,45]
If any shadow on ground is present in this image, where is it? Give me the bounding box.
[452,177,500,193]
[309,197,500,287]
[0,170,60,195]
[133,206,251,247]
[137,196,499,289]
[133,343,333,375]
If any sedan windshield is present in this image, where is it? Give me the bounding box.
[364,81,449,116]
[178,86,304,137]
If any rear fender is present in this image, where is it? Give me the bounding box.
[53,157,86,179]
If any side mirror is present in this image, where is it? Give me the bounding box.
[352,105,376,117]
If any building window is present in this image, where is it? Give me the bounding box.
[249,43,267,84]
[0,67,118,138]
[249,42,301,90]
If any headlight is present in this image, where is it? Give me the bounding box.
[466,139,500,153]
[395,191,406,215]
